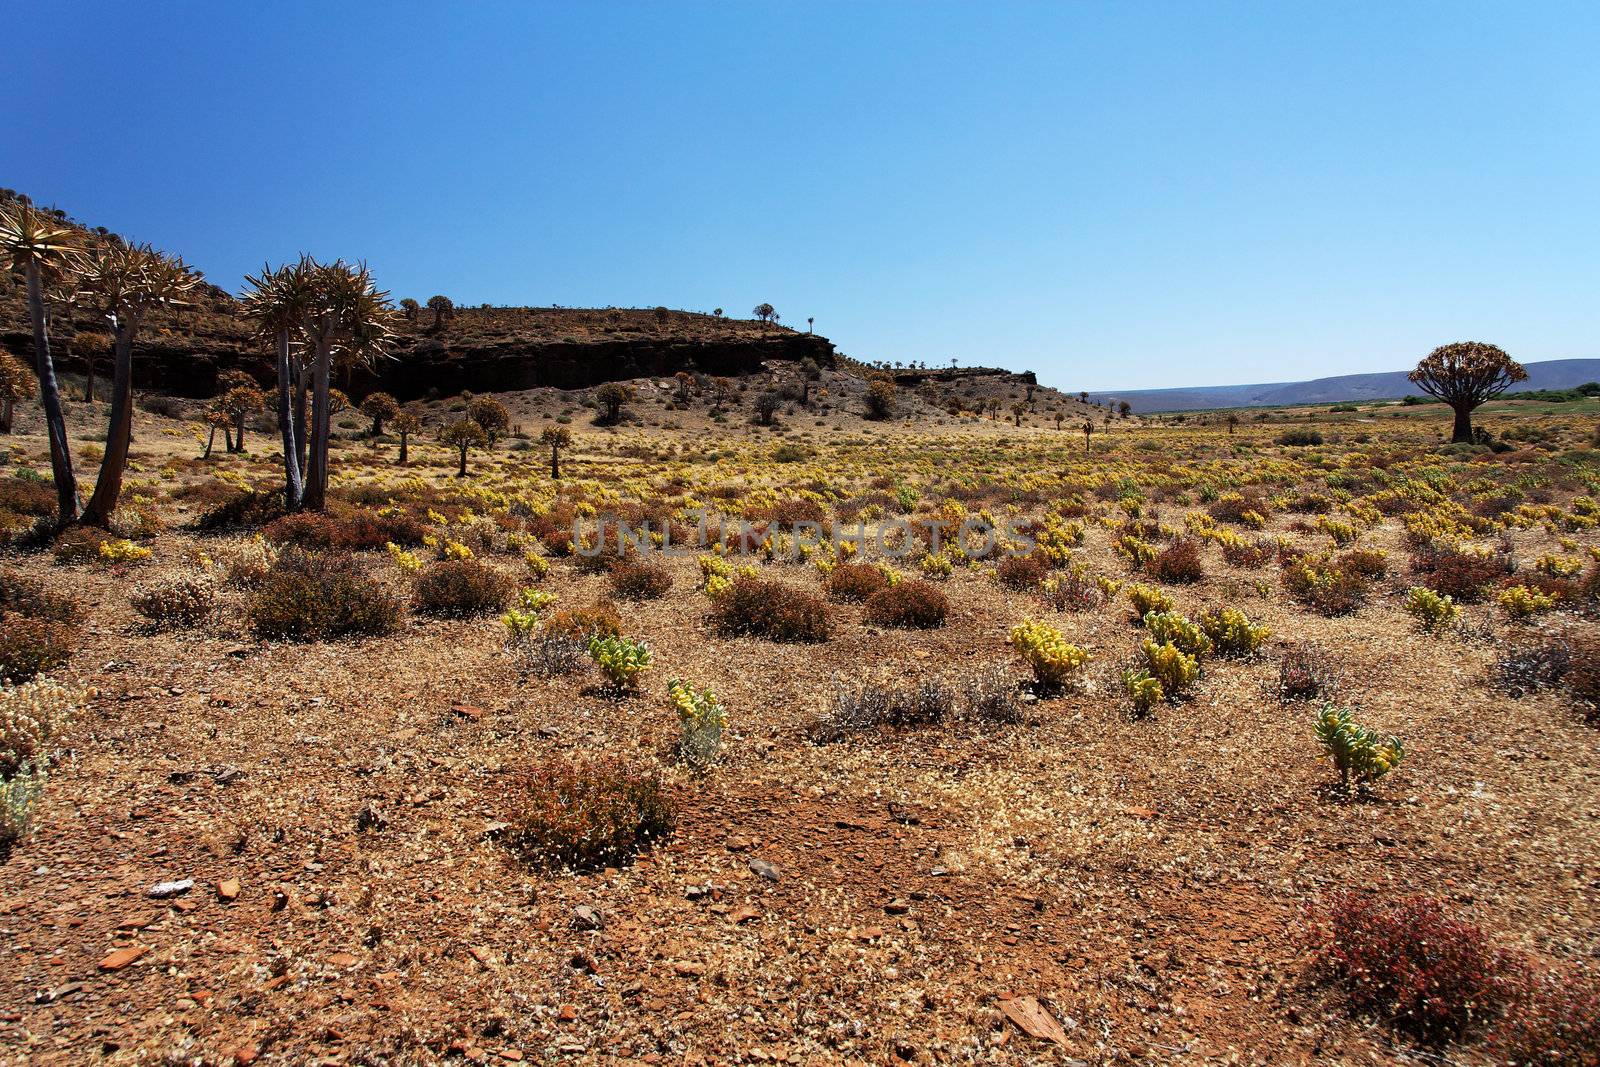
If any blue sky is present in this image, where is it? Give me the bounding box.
[9,1,1599,391]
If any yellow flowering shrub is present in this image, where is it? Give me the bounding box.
[1008,620,1089,689]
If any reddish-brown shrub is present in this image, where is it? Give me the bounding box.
[763,498,826,527]
[1568,632,1600,710]
[50,526,114,564]
[1488,964,1600,1067]
[826,562,889,602]
[0,615,76,682]
[1410,545,1512,603]
[714,576,830,642]
[996,553,1049,589]
[864,579,949,629]
[1283,558,1370,616]
[608,560,673,600]
[544,601,623,642]
[1147,538,1205,583]
[193,487,287,531]
[1208,491,1271,525]
[0,570,82,625]
[414,559,514,617]
[504,757,676,871]
[1311,892,1510,1044]
[263,509,426,552]
[248,549,403,641]
[1337,548,1389,579]
[1222,537,1274,569]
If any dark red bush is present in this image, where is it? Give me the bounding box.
[414,559,514,617]
[1312,892,1510,1044]
[714,576,830,642]
[504,757,676,871]
[248,549,403,640]
[996,553,1049,589]
[1410,545,1512,603]
[826,562,890,602]
[608,560,673,600]
[1489,964,1600,1067]
[864,579,949,629]
[1147,538,1205,583]
[263,509,426,552]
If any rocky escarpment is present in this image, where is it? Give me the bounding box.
[1,291,836,400]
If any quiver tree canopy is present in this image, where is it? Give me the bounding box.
[1407,341,1527,444]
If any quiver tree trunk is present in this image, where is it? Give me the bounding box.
[26,262,78,527]
[81,322,136,528]
[275,330,303,510]
[1451,405,1473,444]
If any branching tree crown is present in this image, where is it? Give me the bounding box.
[1408,341,1527,443]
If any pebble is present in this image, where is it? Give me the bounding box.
[147,879,194,899]
[571,906,603,930]
[747,857,780,882]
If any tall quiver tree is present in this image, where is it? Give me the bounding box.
[301,260,394,511]
[241,259,313,509]
[75,243,199,527]
[1408,341,1528,444]
[0,201,86,527]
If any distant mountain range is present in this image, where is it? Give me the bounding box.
[1088,358,1600,413]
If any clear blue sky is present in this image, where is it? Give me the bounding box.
[10,1,1599,391]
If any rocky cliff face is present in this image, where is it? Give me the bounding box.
[1,288,836,400]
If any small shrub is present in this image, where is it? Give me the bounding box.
[996,553,1049,589]
[544,601,623,642]
[1279,643,1340,703]
[669,679,726,770]
[1283,557,1369,616]
[503,757,676,871]
[217,536,277,586]
[713,576,830,642]
[51,526,114,564]
[586,634,652,690]
[1276,428,1323,446]
[1338,548,1389,579]
[194,487,286,530]
[130,573,217,629]
[1497,584,1557,620]
[1009,619,1089,689]
[1315,705,1403,790]
[1123,669,1163,714]
[863,579,949,629]
[0,570,82,624]
[1040,568,1106,612]
[1200,607,1270,656]
[961,666,1020,724]
[1126,583,1174,619]
[263,509,427,552]
[0,616,75,682]
[608,560,672,600]
[97,538,152,565]
[1142,611,1212,658]
[1311,892,1508,1044]
[1489,964,1600,1067]
[248,549,402,641]
[1146,538,1205,583]
[1404,586,1461,632]
[826,562,889,602]
[1411,544,1511,603]
[1568,632,1600,708]
[0,677,80,779]
[0,768,43,852]
[521,634,587,677]
[1222,537,1275,568]
[1141,640,1199,700]
[414,559,514,617]
[1493,641,1569,698]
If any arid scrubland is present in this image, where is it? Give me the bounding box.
[1,368,1598,1063]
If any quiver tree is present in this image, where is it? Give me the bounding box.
[540,425,572,479]
[73,242,199,527]
[399,297,419,321]
[391,408,422,464]
[710,377,734,411]
[218,383,266,453]
[202,407,233,458]
[74,329,111,403]
[241,259,314,509]
[1082,419,1094,452]
[0,351,35,434]
[674,371,695,404]
[426,294,453,327]
[440,418,487,476]
[1408,341,1527,444]
[865,377,895,420]
[755,390,780,425]
[1,200,86,527]
[300,262,395,510]
[360,391,400,436]
[467,395,510,446]
[595,382,633,424]
[752,302,776,326]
